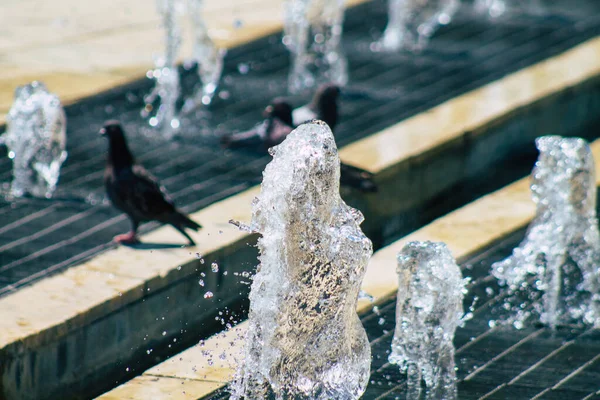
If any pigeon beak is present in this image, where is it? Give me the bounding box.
[262,105,273,118]
[99,127,107,136]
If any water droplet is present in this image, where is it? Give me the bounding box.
[237,63,250,74]
[204,291,214,299]
[211,263,219,273]
[199,279,205,287]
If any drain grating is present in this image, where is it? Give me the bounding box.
[201,223,600,399]
[1,0,600,296]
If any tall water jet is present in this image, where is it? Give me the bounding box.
[2,81,67,198]
[144,0,182,136]
[144,0,224,133]
[492,136,600,329]
[379,0,460,52]
[181,0,225,113]
[230,121,372,399]
[283,0,348,93]
[389,241,466,400]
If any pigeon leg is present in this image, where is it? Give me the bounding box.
[114,220,140,244]
[114,231,140,244]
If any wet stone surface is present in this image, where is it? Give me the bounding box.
[1,0,600,295]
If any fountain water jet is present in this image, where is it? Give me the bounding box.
[144,0,224,134]
[182,0,226,113]
[492,136,600,329]
[474,0,545,19]
[283,0,348,93]
[230,121,372,399]
[379,0,460,52]
[143,0,182,136]
[389,241,466,400]
[2,81,67,198]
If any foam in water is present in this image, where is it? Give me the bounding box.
[2,81,67,198]
[389,241,466,400]
[492,136,600,329]
[230,121,372,399]
[283,0,348,93]
[379,0,460,52]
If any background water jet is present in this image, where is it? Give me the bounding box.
[492,136,600,329]
[379,0,460,52]
[283,0,348,93]
[2,81,67,199]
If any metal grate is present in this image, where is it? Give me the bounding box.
[1,0,600,296]
[202,224,600,399]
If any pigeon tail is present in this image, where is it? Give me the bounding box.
[171,211,202,231]
[340,163,379,193]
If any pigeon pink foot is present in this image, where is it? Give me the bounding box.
[113,231,140,245]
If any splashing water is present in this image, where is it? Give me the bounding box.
[474,0,505,18]
[378,0,460,52]
[492,136,600,329]
[283,0,348,93]
[389,241,466,400]
[144,0,224,134]
[474,0,545,19]
[181,0,225,113]
[230,121,372,399]
[143,0,182,137]
[2,81,67,198]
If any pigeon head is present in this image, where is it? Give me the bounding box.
[100,120,125,138]
[313,84,340,130]
[316,83,341,103]
[101,120,134,168]
[263,100,294,127]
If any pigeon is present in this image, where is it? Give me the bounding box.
[101,121,201,245]
[340,163,378,193]
[222,102,377,193]
[220,100,294,151]
[292,83,341,130]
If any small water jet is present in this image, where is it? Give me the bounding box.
[389,241,466,400]
[283,0,348,93]
[230,121,372,399]
[474,0,545,19]
[492,136,600,329]
[2,81,67,198]
[144,0,224,135]
[379,0,460,52]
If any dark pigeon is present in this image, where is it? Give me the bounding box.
[222,101,377,193]
[101,120,201,245]
[340,163,378,193]
[292,83,341,131]
[220,100,294,151]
